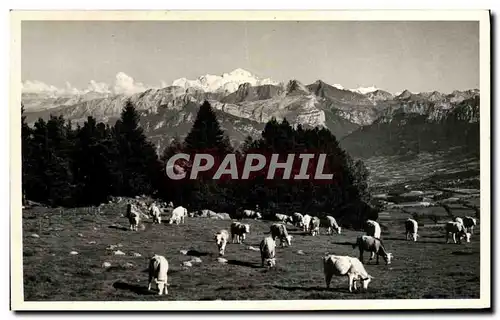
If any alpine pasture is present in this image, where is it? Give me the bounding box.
[22,204,480,301]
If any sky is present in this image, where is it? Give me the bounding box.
[21,20,479,95]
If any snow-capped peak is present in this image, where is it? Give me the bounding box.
[171,68,280,93]
[351,86,379,94]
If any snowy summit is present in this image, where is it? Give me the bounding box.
[171,68,280,93]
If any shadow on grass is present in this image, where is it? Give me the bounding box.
[227,259,261,269]
[451,251,476,256]
[289,232,310,236]
[108,225,128,231]
[273,285,353,293]
[331,241,356,246]
[112,281,156,295]
[186,249,210,257]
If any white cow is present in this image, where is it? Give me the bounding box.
[214,230,230,256]
[463,216,477,234]
[148,203,162,224]
[445,221,470,244]
[353,235,393,265]
[326,216,342,235]
[126,203,141,231]
[259,236,277,268]
[365,220,381,239]
[405,218,418,241]
[292,212,304,228]
[270,223,293,247]
[230,222,250,244]
[310,216,321,236]
[243,209,262,220]
[302,214,312,233]
[148,254,169,295]
[323,254,373,292]
[169,206,187,225]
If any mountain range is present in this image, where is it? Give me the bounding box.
[21,69,480,158]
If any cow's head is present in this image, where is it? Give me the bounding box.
[214,233,225,246]
[286,235,293,246]
[384,252,393,265]
[359,275,373,290]
[265,258,276,268]
[244,224,250,233]
[337,226,342,235]
[465,232,471,243]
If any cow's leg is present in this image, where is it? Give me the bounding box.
[445,232,449,244]
[348,275,354,293]
[148,278,154,291]
[164,276,168,295]
[325,273,333,289]
[157,282,165,296]
[376,254,380,265]
[452,233,457,244]
[369,252,375,261]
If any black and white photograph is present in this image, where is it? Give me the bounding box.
[10,10,491,311]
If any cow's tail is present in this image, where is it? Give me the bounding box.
[352,241,358,250]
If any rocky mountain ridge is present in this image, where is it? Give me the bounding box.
[22,69,480,157]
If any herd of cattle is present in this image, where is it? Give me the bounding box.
[123,201,478,296]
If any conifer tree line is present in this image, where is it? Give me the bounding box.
[22,100,377,229]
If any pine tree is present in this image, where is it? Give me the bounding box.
[184,101,232,154]
[73,116,120,205]
[113,100,162,197]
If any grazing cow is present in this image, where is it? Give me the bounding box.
[323,254,373,293]
[230,222,250,244]
[445,221,469,244]
[353,235,393,265]
[365,220,381,239]
[302,214,312,233]
[169,206,187,225]
[292,212,304,228]
[126,203,141,231]
[463,216,477,234]
[270,223,293,247]
[243,209,262,220]
[259,236,277,268]
[325,216,341,235]
[214,230,230,256]
[275,213,290,224]
[148,203,162,224]
[148,254,169,295]
[405,218,418,241]
[310,216,321,236]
